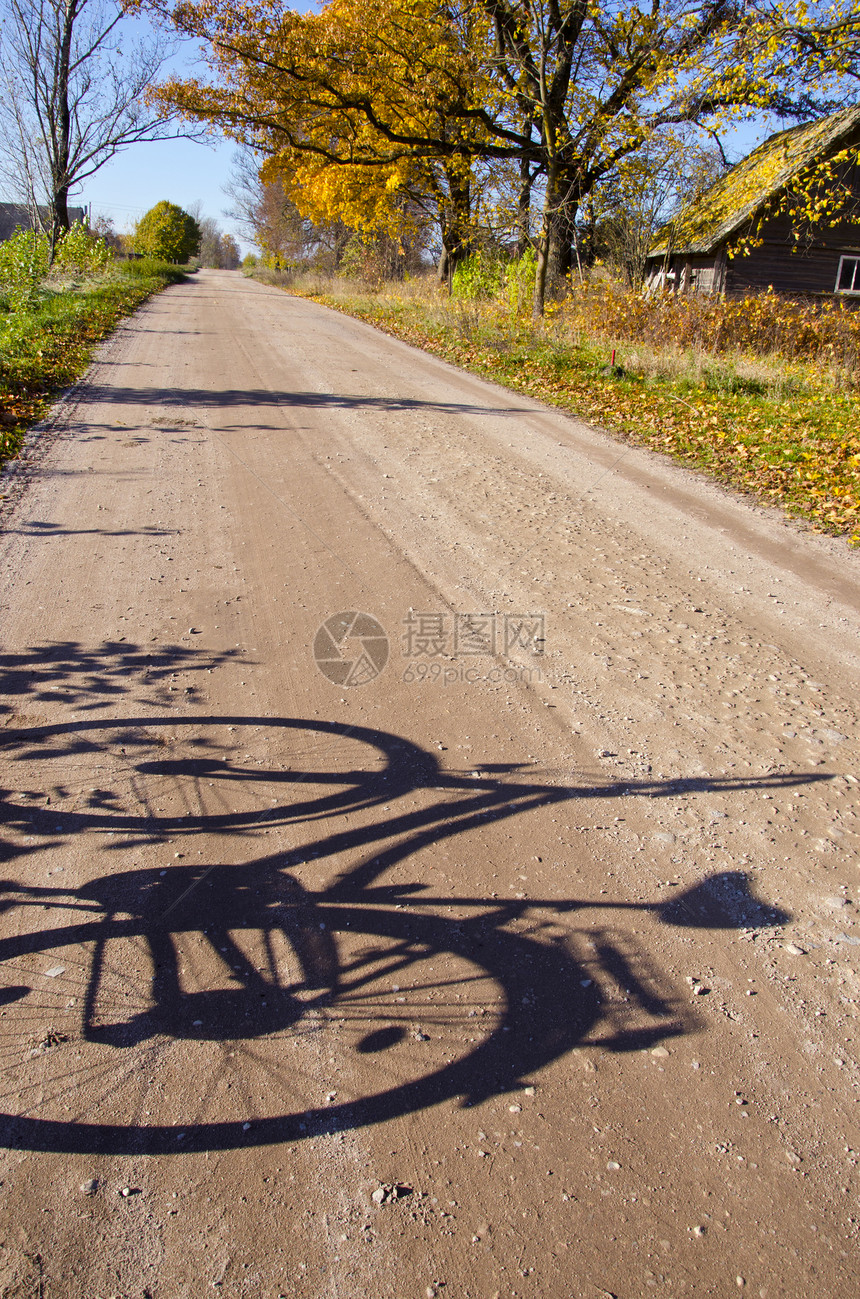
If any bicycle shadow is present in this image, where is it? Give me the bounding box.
[0,856,787,1156]
[0,713,816,1155]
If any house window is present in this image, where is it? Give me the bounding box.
[836,256,860,294]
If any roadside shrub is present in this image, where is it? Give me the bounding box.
[0,228,51,311]
[452,250,507,300]
[54,221,111,276]
[242,252,258,272]
[451,249,537,311]
[504,249,537,313]
[560,280,860,373]
[118,257,189,284]
[0,222,113,311]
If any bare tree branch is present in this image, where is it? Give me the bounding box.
[0,0,203,253]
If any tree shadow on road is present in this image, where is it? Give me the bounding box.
[76,384,534,419]
[0,639,243,722]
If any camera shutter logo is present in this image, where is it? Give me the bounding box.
[314,612,389,687]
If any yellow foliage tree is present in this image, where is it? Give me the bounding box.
[159,0,494,273]
[155,0,859,313]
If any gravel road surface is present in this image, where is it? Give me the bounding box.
[1,269,859,1298]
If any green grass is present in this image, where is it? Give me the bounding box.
[0,260,189,470]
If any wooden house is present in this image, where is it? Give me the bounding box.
[0,202,88,242]
[645,105,860,297]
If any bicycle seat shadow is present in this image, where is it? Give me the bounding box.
[80,862,339,1048]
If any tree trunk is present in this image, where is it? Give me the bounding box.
[546,195,577,296]
[532,163,559,318]
[546,215,568,295]
[49,185,72,261]
[517,155,532,257]
[438,229,467,293]
[49,0,78,264]
[436,161,472,294]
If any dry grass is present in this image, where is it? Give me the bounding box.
[561,278,860,380]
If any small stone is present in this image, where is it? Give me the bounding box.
[509,1104,521,1113]
[242,1122,251,1131]
[80,1179,98,1196]
[606,1160,621,1171]
[651,1046,669,1058]
[736,1277,746,1288]
[693,1225,706,1237]
[783,943,805,956]
[523,1085,536,1096]
[44,966,65,978]
[120,1187,132,1197]
[371,1183,411,1204]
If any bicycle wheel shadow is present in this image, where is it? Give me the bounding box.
[0,713,819,1155]
[0,858,782,1154]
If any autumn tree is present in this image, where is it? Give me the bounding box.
[134,199,201,261]
[220,233,241,268]
[739,1,860,95]
[197,215,241,267]
[156,0,853,313]
[155,0,500,276]
[225,154,353,270]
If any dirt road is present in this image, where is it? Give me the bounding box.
[1,268,859,1298]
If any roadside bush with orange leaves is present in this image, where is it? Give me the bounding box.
[561,280,860,373]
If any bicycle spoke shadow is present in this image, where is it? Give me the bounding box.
[0,710,823,1156]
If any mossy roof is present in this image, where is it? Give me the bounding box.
[649,104,860,258]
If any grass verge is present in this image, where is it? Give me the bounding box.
[0,260,188,471]
[274,272,859,548]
